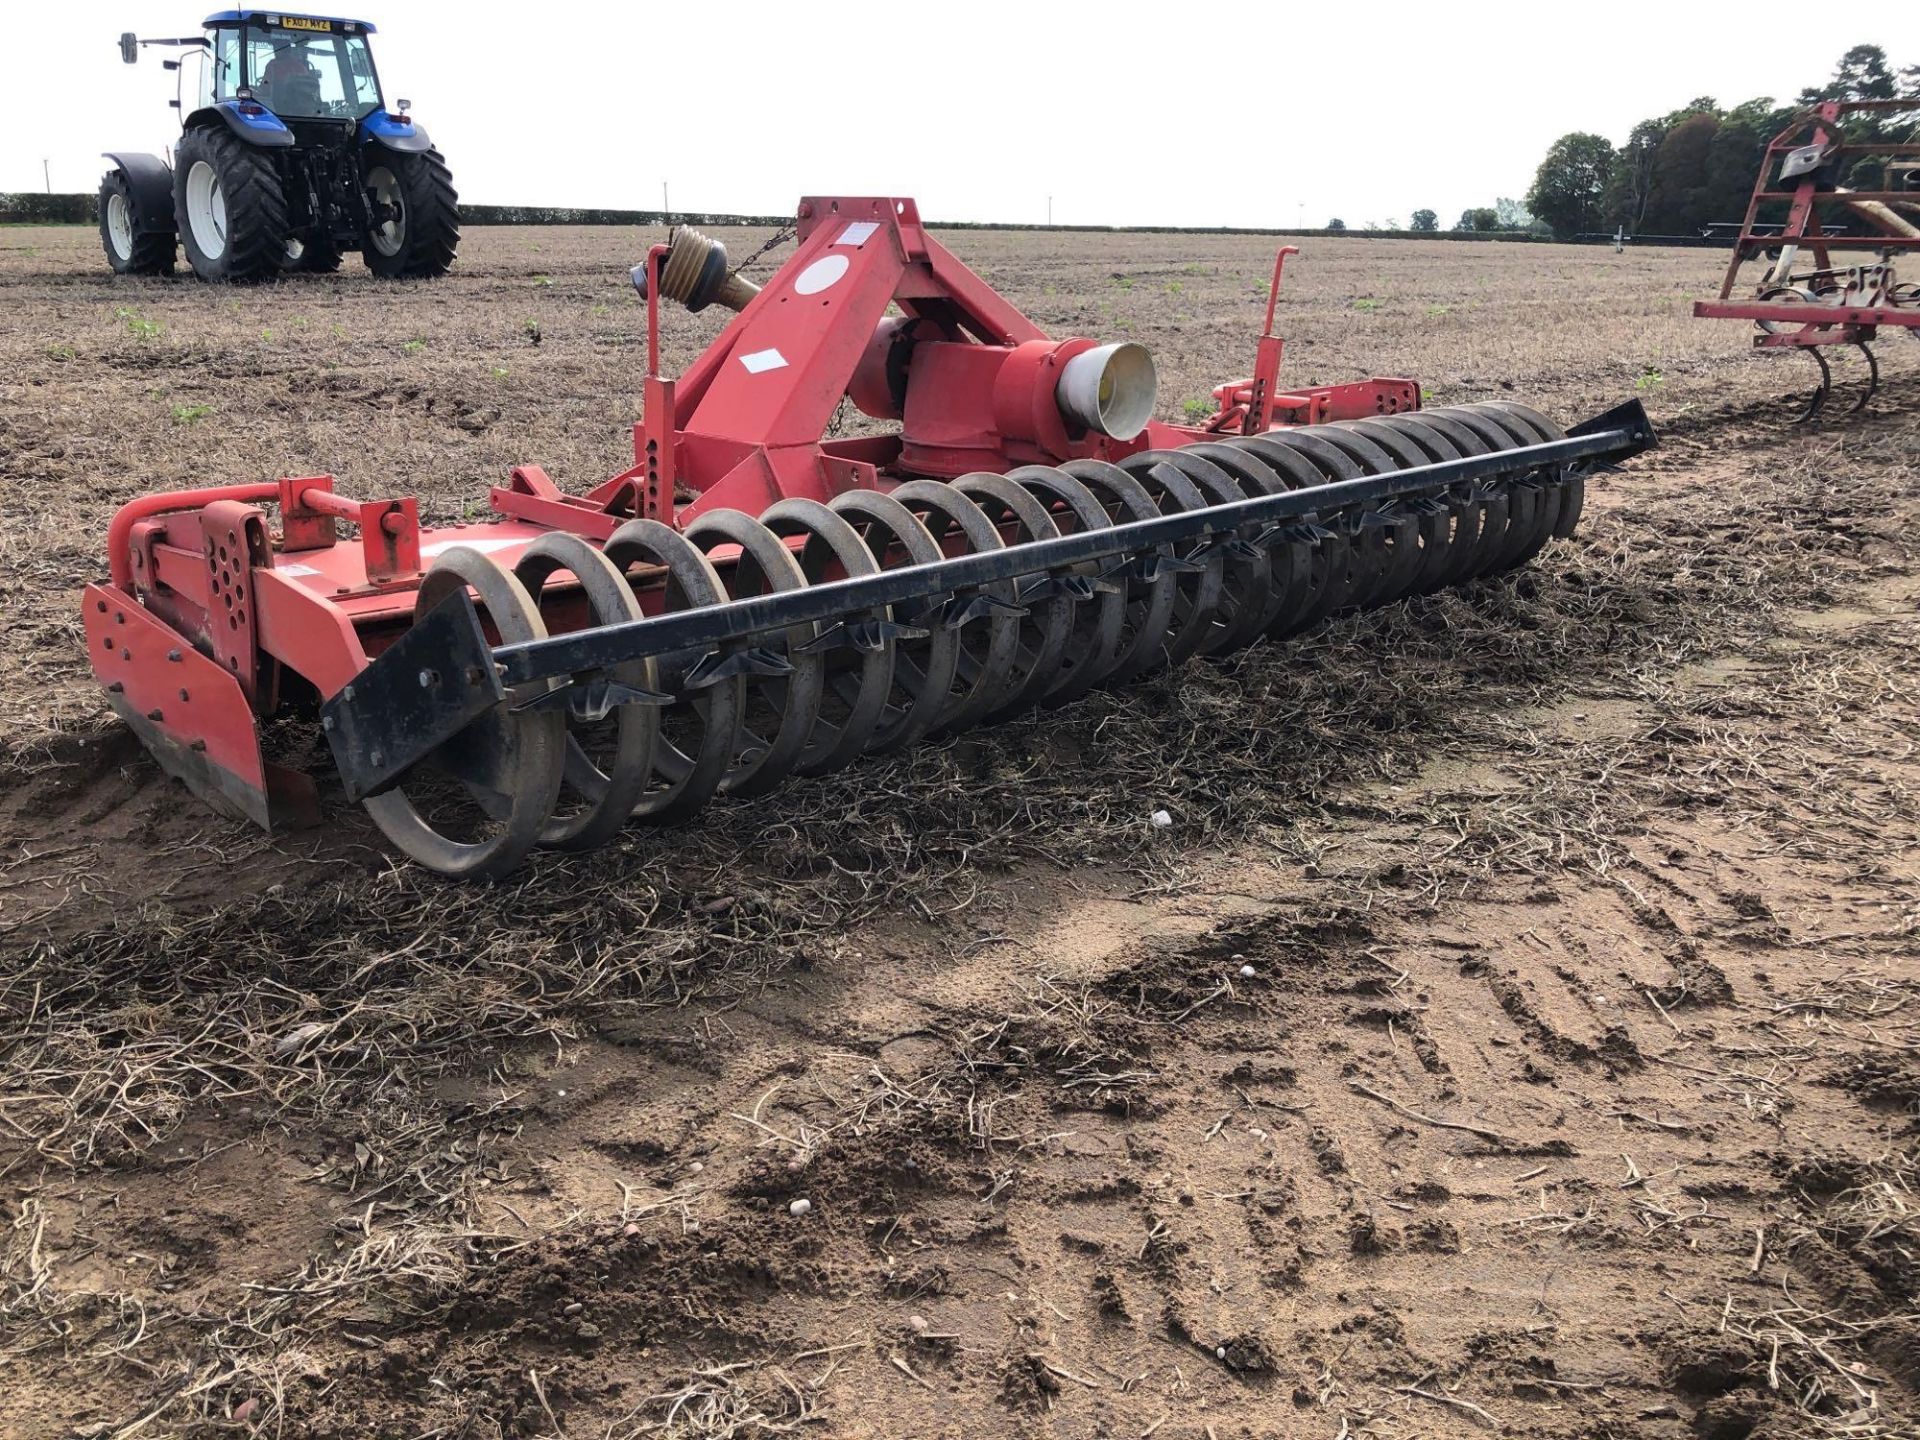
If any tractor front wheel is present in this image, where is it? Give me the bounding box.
[99,171,176,275]
[360,149,459,279]
[172,127,291,283]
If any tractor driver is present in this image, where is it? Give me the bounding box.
[258,43,324,114]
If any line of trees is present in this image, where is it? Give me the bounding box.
[1324,200,1536,235]
[1523,45,1917,240]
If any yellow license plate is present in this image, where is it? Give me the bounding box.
[279,16,334,32]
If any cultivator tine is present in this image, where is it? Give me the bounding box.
[1789,348,1833,425]
[1847,342,1879,415]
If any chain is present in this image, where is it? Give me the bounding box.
[731,224,798,277]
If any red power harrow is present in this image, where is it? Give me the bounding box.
[1694,99,1920,421]
[86,196,1655,878]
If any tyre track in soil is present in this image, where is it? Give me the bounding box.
[1,397,1917,1439]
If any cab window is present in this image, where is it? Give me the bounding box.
[241,24,382,119]
[206,26,241,103]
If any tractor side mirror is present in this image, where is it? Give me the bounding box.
[120,32,140,64]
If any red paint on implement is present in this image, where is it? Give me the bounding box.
[86,195,1429,829]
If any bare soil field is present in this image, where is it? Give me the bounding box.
[1,224,1917,1440]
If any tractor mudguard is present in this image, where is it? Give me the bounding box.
[359,110,434,154]
[101,152,176,231]
[184,102,296,148]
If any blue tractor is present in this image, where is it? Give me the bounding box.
[102,11,458,282]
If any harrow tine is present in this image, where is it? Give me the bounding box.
[1006,466,1132,704]
[939,590,1029,627]
[1224,439,1341,635]
[887,479,1026,738]
[682,646,795,688]
[1136,448,1273,655]
[797,617,930,654]
[1106,550,1209,582]
[681,509,830,796]
[511,677,673,718]
[1017,572,1123,604]
[749,498,901,777]
[1384,413,1487,588]
[1787,346,1832,425]
[600,519,743,825]
[1190,535,1267,565]
[1079,508,1185,685]
[1253,520,1331,546]
[509,529,668,854]
[1111,457,1224,673]
[951,473,1078,721]
[1846,342,1879,414]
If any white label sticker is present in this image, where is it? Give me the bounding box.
[834,221,879,247]
[739,348,789,374]
[421,536,523,558]
[276,563,322,577]
[793,253,850,296]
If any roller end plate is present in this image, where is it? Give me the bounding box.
[322,589,506,802]
[1567,398,1658,459]
[84,583,319,831]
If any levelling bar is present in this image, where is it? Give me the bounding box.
[323,401,1655,800]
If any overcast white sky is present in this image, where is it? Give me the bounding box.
[4,2,1915,226]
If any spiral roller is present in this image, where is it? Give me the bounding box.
[87,191,1659,883]
[362,403,1581,878]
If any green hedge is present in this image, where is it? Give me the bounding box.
[0,193,97,224]
[2,192,1573,239]
[456,204,790,227]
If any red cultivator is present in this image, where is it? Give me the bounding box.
[86,196,1655,877]
[1694,99,1920,420]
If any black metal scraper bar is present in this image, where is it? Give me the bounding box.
[495,403,1653,686]
[323,401,1655,802]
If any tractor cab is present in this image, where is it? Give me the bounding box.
[192,13,384,127]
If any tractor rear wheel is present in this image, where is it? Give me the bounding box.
[172,127,291,283]
[360,149,459,279]
[99,171,176,275]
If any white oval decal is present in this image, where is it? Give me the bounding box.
[793,253,850,296]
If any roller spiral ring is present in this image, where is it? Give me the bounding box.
[373,405,1578,876]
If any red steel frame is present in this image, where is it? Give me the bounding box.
[1693,100,1920,347]
[87,196,1421,830]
